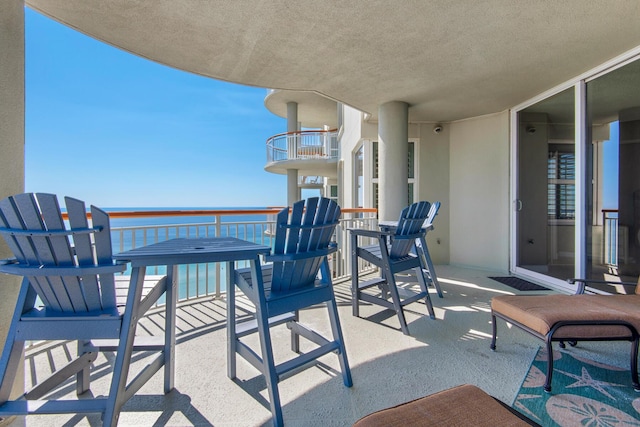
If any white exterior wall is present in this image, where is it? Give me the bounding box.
[0,0,26,416]
[449,112,510,272]
[416,124,450,264]
[339,105,366,209]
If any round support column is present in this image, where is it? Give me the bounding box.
[287,169,300,205]
[378,101,409,221]
[0,1,26,423]
[286,102,300,205]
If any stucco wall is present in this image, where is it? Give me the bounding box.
[449,112,510,272]
[0,0,26,419]
[339,105,365,209]
[417,123,450,264]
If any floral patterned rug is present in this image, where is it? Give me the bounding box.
[513,347,640,426]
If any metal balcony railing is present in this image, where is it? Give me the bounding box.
[266,129,339,164]
[602,209,625,267]
[108,208,377,306]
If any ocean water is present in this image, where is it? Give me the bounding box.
[106,207,276,300]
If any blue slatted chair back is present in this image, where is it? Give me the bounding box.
[0,193,120,313]
[268,197,340,294]
[389,201,431,259]
[425,201,441,227]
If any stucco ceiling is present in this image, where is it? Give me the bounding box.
[26,0,640,123]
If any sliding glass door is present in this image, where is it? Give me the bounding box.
[513,57,640,291]
[585,59,640,292]
[515,88,575,280]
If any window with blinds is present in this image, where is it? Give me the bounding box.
[372,141,415,207]
[548,150,575,220]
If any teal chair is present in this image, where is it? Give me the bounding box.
[0,193,168,426]
[227,197,352,427]
[351,201,436,335]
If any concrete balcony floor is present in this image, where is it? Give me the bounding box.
[5,265,630,426]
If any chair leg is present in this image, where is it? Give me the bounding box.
[544,339,554,393]
[255,302,284,427]
[490,314,498,350]
[104,267,146,427]
[326,296,353,387]
[0,278,33,404]
[290,310,300,353]
[414,266,435,319]
[631,338,640,391]
[351,235,360,318]
[418,236,443,298]
[386,275,410,335]
[227,264,237,380]
[76,340,96,395]
[0,338,24,405]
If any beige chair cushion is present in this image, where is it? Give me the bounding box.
[352,384,535,426]
[492,294,640,339]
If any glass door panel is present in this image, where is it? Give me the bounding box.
[516,88,575,279]
[586,59,640,292]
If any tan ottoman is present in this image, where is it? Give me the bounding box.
[352,384,538,426]
[491,294,640,392]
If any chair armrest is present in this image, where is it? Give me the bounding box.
[567,278,637,295]
[265,246,337,262]
[0,261,127,276]
[348,228,391,238]
[393,232,427,240]
[0,258,18,266]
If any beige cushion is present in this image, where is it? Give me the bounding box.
[492,294,640,339]
[352,384,534,427]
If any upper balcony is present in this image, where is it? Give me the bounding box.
[265,129,339,178]
[264,89,338,129]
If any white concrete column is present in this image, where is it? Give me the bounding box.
[287,101,298,133]
[286,102,300,205]
[286,101,298,159]
[378,101,409,221]
[287,169,300,205]
[0,1,26,423]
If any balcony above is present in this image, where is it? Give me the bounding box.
[265,129,339,178]
[265,89,338,128]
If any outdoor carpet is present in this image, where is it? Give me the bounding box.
[512,347,640,426]
[489,276,549,291]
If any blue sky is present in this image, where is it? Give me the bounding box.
[603,121,619,209]
[25,9,288,208]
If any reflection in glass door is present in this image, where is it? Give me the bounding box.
[516,88,575,280]
[586,59,640,292]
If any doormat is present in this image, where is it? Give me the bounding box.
[512,347,640,426]
[489,276,549,291]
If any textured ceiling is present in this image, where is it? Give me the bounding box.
[26,0,640,123]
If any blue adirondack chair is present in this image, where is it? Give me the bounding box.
[227,197,352,427]
[0,193,168,426]
[350,201,436,335]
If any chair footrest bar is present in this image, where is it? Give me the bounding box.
[124,353,166,402]
[91,336,165,352]
[399,292,427,306]
[359,293,395,309]
[25,352,98,400]
[137,277,168,316]
[287,321,331,348]
[236,341,264,373]
[235,312,296,338]
[358,278,386,290]
[275,342,340,381]
[0,398,107,415]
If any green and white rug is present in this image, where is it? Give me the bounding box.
[513,347,640,426]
